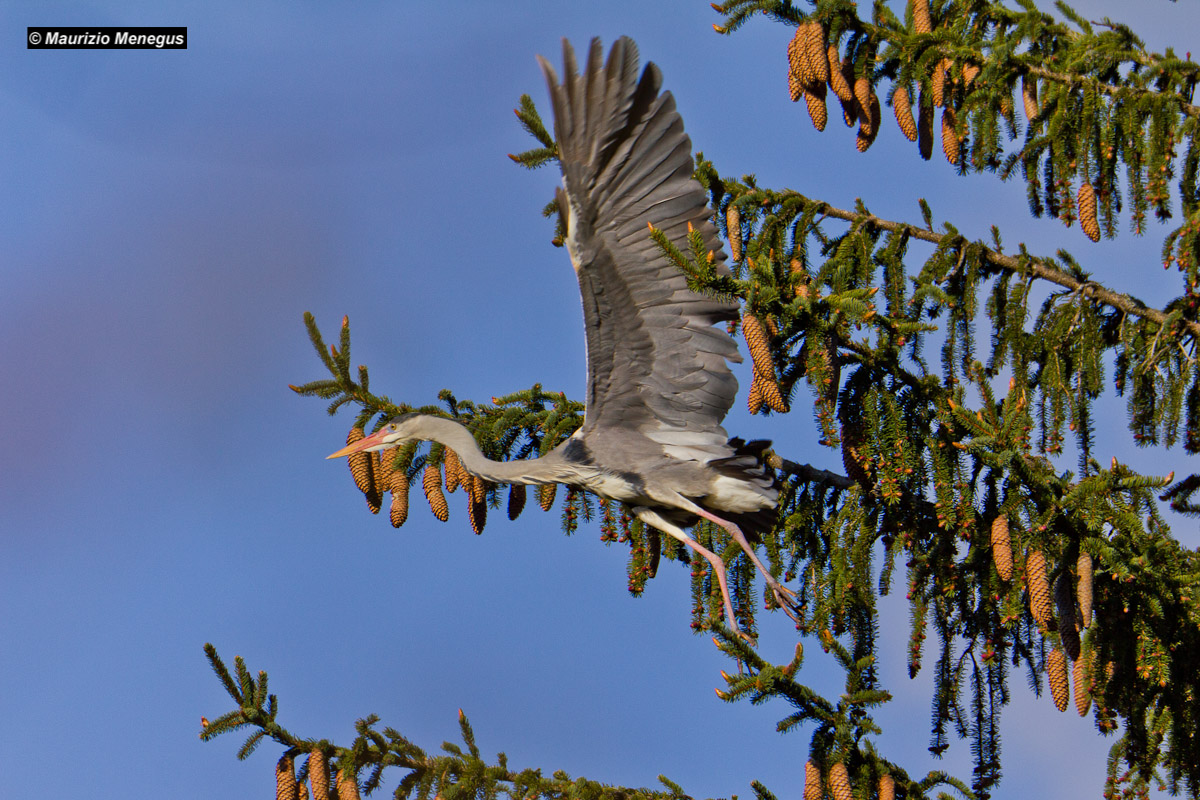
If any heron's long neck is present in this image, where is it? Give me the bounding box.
[409,415,565,485]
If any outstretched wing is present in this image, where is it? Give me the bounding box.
[539,37,741,461]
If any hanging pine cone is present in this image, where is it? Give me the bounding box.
[804,761,822,800]
[827,45,853,103]
[309,750,331,800]
[1026,550,1053,629]
[941,106,959,165]
[373,448,396,498]
[1055,571,1081,661]
[538,482,557,512]
[1074,656,1092,716]
[507,483,526,520]
[726,205,743,261]
[748,373,765,414]
[879,774,895,800]
[853,76,872,125]
[389,471,410,528]
[787,30,806,102]
[444,449,463,492]
[991,515,1013,581]
[1079,182,1101,242]
[855,90,881,152]
[277,755,299,800]
[912,0,932,33]
[468,491,487,535]
[918,89,933,160]
[299,781,309,800]
[932,59,948,107]
[962,62,981,86]
[1077,552,1093,626]
[828,762,853,800]
[346,427,380,512]
[336,769,362,800]
[803,22,828,86]
[838,54,859,126]
[893,86,917,141]
[805,85,828,131]
[423,462,449,522]
[1022,75,1039,123]
[1047,647,1070,712]
[742,313,787,412]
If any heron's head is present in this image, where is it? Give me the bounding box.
[325,413,422,459]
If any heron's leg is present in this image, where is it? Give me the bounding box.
[690,508,801,623]
[633,507,749,643]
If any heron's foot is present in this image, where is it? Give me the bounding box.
[767,583,803,623]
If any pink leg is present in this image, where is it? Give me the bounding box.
[693,508,801,623]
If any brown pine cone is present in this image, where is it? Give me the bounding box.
[787,31,806,102]
[855,90,881,152]
[468,491,487,535]
[1054,571,1081,661]
[726,205,742,261]
[1022,75,1039,123]
[805,84,828,131]
[748,373,765,414]
[917,89,933,160]
[538,482,557,512]
[932,59,948,107]
[804,22,829,86]
[1073,655,1092,716]
[827,45,853,102]
[507,483,527,520]
[1026,550,1053,629]
[743,314,787,412]
[879,774,895,800]
[991,515,1013,581]
[373,448,396,498]
[389,471,410,528]
[423,462,449,522]
[853,76,872,126]
[838,54,859,126]
[444,449,462,492]
[912,0,932,33]
[1078,182,1101,242]
[1047,647,1069,712]
[962,62,981,86]
[309,750,330,800]
[941,107,959,165]
[828,762,853,800]
[277,755,299,800]
[1076,552,1093,627]
[804,761,822,800]
[893,86,917,141]
[346,428,380,512]
[336,769,362,800]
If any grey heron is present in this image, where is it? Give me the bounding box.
[329,37,796,638]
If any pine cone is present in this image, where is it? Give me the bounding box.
[838,54,859,126]
[804,22,829,86]
[748,373,765,414]
[468,492,487,535]
[389,471,410,528]
[1047,647,1069,712]
[1073,655,1092,716]
[1022,75,1039,123]
[346,428,380,512]
[828,762,853,800]
[855,90,881,152]
[726,205,743,261]
[277,755,299,800]
[538,482,557,512]
[309,750,330,800]
[299,782,309,800]
[336,769,362,800]
[444,449,462,492]
[853,76,872,126]
[743,313,787,412]
[962,62,981,86]
[1055,571,1081,661]
[917,89,933,160]
[1077,552,1093,627]
[805,85,828,131]
[804,761,822,800]
[507,483,527,520]
[941,107,959,165]
[912,0,932,33]
[1026,549,1053,629]
[991,515,1013,581]
[879,774,895,800]
[373,448,396,498]
[787,31,806,102]
[827,45,853,102]
[893,86,917,141]
[932,59,948,107]
[423,462,449,522]
[1079,182,1100,242]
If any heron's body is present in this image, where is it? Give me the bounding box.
[331,37,796,637]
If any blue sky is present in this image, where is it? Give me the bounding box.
[2,2,1196,798]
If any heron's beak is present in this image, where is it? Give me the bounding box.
[326,428,390,459]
